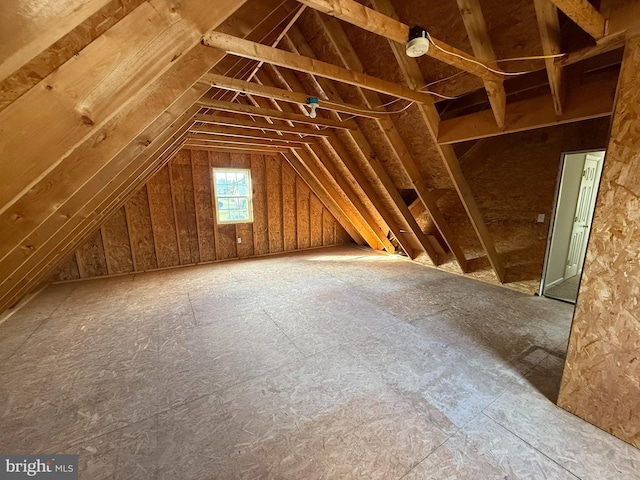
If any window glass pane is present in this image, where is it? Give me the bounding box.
[213,169,253,224]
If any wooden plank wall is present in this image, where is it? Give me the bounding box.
[558,36,640,449]
[50,149,350,281]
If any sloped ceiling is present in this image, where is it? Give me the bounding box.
[0,0,635,313]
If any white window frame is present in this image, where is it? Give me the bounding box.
[212,168,254,225]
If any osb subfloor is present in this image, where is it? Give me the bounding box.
[1,245,639,479]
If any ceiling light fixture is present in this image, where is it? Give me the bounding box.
[405,26,430,58]
[306,97,319,118]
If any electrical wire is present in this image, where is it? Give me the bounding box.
[495,53,566,62]
[424,71,465,88]
[425,32,564,77]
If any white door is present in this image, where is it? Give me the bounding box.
[564,155,599,279]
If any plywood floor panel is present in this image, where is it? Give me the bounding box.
[2,246,638,478]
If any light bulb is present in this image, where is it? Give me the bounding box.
[306,97,319,119]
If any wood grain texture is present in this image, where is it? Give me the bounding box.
[49,253,81,282]
[192,150,217,262]
[0,0,110,83]
[102,206,134,274]
[296,177,311,249]
[147,166,180,268]
[310,195,323,247]
[203,31,436,104]
[282,162,298,251]
[0,0,247,214]
[266,155,285,253]
[171,151,200,265]
[558,36,640,449]
[548,0,606,39]
[54,147,349,279]
[322,208,335,245]
[0,0,144,111]
[251,154,270,256]
[76,229,108,279]
[126,186,157,271]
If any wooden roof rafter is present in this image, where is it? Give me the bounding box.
[455,0,507,128]
[189,124,318,143]
[295,0,510,127]
[193,113,330,136]
[294,0,504,81]
[196,97,357,129]
[314,11,465,269]
[182,143,295,154]
[202,32,436,104]
[245,71,393,252]
[251,65,400,255]
[0,0,302,312]
[200,73,386,118]
[184,133,313,148]
[548,0,607,39]
[280,28,437,260]
[534,0,566,115]
[370,0,506,282]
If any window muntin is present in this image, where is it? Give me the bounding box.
[213,168,254,224]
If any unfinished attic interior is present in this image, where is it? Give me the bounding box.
[2,0,640,476]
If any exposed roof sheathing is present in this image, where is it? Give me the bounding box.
[0,0,635,313]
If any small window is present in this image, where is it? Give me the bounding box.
[212,168,254,224]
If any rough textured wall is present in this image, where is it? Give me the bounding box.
[50,149,350,281]
[419,118,610,293]
[558,37,640,449]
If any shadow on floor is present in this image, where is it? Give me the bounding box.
[544,275,580,304]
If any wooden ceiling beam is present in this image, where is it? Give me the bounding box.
[371,0,505,282]
[305,144,396,253]
[184,144,293,154]
[0,0,111,83]
[0,2,292,310]
[250,69,397,254]
[185,133,311,148]
[196,97,357,129]
[0,0,145,112]
[244,71,389,252]
[295,0,503,81]
[455,0,507,128]
[316,13,461,268]
[0,0,249,216]
[202,32,435,104]
[437,75,616,144]
[256,70,398,254]
[280,31,429,259]
[200,73,383,118]
[226,3,308,104]
[534,0,566,115]
[193,114,329,136]
[548,0,607,39]
[189,124,314,143]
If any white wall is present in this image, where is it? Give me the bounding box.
[545,153,586,287]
